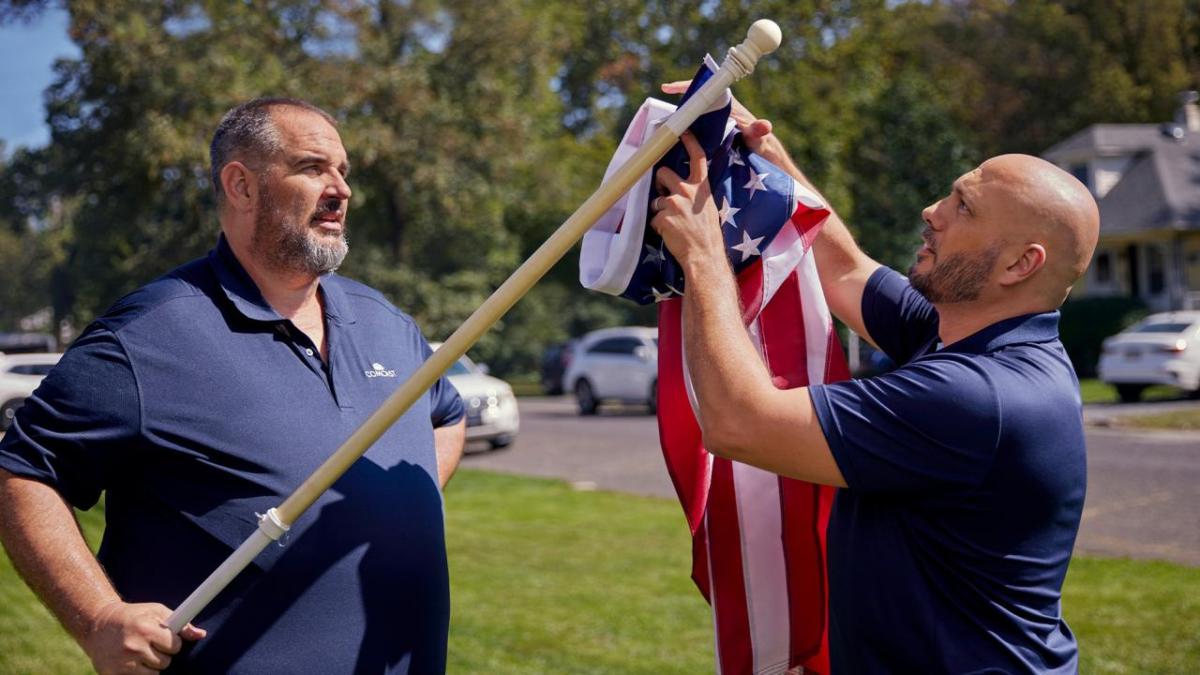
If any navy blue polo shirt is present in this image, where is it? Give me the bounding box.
[809,267,1086,674]
[0,237,464,674]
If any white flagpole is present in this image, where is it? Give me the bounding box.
[167,19,782,634]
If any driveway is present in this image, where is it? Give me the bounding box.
[462,396,1200,566]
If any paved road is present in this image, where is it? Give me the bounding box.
[462,397,1200,566]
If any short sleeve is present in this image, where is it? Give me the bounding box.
[862,267,940,365]
[0,326,141,509]
[809,354,1002,494]
[418,340,464,427]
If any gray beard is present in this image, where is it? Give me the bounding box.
[253,187,348,277]
[908,246,1000,304]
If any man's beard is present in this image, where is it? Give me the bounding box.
[908,246,1000,304]
[252,180,348,276]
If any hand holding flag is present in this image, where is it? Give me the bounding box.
[661,81,775,153]
[649,132,725,270]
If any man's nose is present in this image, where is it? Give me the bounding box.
[326,172,352,201]
[922,202,941,231]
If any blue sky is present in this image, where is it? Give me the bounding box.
[0,7,77,152]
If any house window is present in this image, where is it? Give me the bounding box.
[1147,246,1166,294]
[1094,251,1112,284]
[1069,163,1089,186]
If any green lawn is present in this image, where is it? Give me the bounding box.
[1078,378,1189,405]
[2,470,1198,673]
[1115,409,1200,431]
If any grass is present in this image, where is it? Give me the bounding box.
[0,503,100,675]
[1078,378,1188,405]
[1114,409,1200,431]
[2,470,1198,673]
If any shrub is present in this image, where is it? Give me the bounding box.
[1059,296,1149,377]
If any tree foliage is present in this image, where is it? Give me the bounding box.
[1,0,1197,375]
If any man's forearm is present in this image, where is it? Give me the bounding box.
[0,470,119,642]
[677,255,846,486]
[754,134,880,338]
[434,420,466,489]
[679,254,775,448]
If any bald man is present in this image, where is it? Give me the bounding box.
[650,91,1099,673]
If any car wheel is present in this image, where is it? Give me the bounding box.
[1,398,24,432]
[1115,384,1145,403]
[489,434,514,449]
[647,379,657,415]
[575,379,598,416]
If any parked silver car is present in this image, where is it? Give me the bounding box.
[432,343,520,449]
[1098,311,1200,402]
[0,352,62,432]
[561,326,658,415]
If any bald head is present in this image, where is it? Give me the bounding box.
[978,154,1099,300]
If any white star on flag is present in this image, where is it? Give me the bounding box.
[649,286,674,303]
[730,230,765,262]
[718,197,740,229]
[642,244,665,266]
[728,150,745,167]
[743,170,769,201]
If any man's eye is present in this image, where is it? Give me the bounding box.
[304,165,322,175]
[957,200,970,214]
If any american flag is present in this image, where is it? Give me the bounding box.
[579,61,849,674]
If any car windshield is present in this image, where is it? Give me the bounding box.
[1132,322,1195,334]
[446,359,474,376]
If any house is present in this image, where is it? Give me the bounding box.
[1043,92,1200,311]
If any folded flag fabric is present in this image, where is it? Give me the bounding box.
[579,59,850,675]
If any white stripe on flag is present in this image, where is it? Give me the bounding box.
[797,255,832,386]
[733,457,790,673]
[760,205,805,308]
[704,510,724,675]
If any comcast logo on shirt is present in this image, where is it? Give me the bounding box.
[364,362,397,378]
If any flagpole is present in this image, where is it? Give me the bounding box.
[166,18,782,634]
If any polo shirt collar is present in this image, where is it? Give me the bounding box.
[942,311,1061,355]
[209,235,356,325]
[319,269,356,325]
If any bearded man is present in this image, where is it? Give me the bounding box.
[0,98,466,674]
[649,85,1100,673]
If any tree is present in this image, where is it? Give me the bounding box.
[2,0,1197,376]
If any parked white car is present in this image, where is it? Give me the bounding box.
[0,352,62,432]
[562,326,658,415]
[432,344,519,449]
[1098,311,1200,402]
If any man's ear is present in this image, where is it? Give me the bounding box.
[999,243,1046,286]
[220,161,257,213]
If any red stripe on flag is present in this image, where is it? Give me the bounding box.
[656,298,709,537]
[824,326,852,383]
[737,258,765,326]
[790,203,828,251]
[758,269,831,673]
[757,271,808,390]
[708,459,754,675]
[781,482,833,673]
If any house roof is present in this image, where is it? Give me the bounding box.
[1042,124,1165,161]
[1043,124,1200,234]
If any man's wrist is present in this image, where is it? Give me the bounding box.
[748,133,783,160]
[76,596,123,643]
[680,250,735,288]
